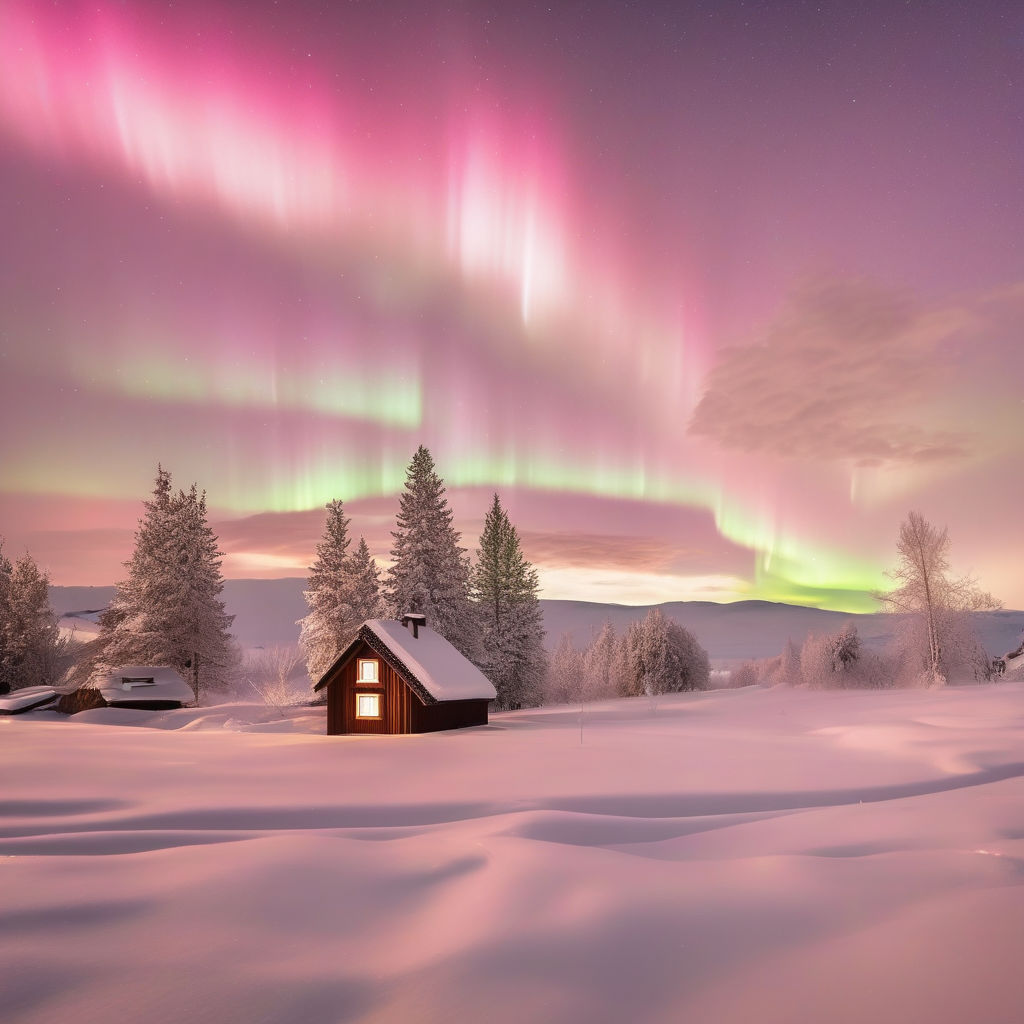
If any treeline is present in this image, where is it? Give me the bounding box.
[546,608,710,704]
[3,446,548,709]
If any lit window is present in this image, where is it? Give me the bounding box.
[356,693,381,719]
[357,659,379,683]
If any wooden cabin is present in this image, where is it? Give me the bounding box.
[314,614,496,735]
[57,665,194,714]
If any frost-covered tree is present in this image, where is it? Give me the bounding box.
[0,543,11,695]
[387,446,477,658]
[0,547,64,691]
[94,467,236,702]
[473,494,546,709]
[877,510,999,686]
[614,619,646,697]
[298,502,383,683]
[171,485,237,700]
[729,661,760,688]
[668,617,711,692]
[615,609,709,696]
[831,621,861,672]
[546,632,586,705]
[583,621,617,699]
[799,633,833,689]
[775,638,803,687]
[348,537,385,621]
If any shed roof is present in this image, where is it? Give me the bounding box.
[315,620,497,703]
[97,666,194,704]
[0,686,59,715]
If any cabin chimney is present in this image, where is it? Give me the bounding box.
[400,613,427,639]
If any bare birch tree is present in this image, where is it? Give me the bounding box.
[877,511,998,685]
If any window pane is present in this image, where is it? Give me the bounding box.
[357,659,378,682]
[356,693,380,718]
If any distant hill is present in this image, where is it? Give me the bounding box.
[50,580,1024,665]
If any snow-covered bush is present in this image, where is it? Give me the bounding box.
[800,623,863,689]
[241,646,308,708]
[728,661,759,688]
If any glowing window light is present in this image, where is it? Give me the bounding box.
[355,693,381,719]
[357,659,379,684]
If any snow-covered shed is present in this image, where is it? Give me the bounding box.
[59,665,194,713]
[314,615,496,735]
[0,686,59,715]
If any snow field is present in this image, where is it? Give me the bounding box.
[4,684,1024,1023]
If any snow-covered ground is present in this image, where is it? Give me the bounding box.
[4,684,1024,1023]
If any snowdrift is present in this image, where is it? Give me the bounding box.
[5,684,1024,1023]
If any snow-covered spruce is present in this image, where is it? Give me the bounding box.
[473,493,546,709]
[0,542,65,693]
[91,466,236,703]
[386,446,478,661]
[298,500,383,683]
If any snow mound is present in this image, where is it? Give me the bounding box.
[5,684,1024,1023]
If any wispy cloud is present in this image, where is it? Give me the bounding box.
[689,280,977,466]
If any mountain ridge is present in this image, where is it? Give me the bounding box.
[49,580,1024,664]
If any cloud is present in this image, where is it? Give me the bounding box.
[688,280,978,466]
[519,527,750,578]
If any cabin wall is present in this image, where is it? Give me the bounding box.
[417,699,490,732]
[326,640,422,735]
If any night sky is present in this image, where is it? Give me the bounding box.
[1,0,1021,611]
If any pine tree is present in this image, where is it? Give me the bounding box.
[387,446,477,657]
[95,467,236,702]
[348,537,384,624]
[473,493,546,709]
[0,548,63,691]
[298,501,383,683]
[171,485,236,700]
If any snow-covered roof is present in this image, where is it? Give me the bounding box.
[97,666,194,705]
[317,620,497,703]
[0,686,59,715]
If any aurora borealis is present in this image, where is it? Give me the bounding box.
[1,1,1021,611]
